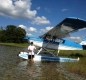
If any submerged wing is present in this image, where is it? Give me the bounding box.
[41,18,86,40]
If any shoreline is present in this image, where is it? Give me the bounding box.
[0,43,29,48]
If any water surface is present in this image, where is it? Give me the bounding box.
[0,45,84,80]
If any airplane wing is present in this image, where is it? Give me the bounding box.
[41,18,86,42]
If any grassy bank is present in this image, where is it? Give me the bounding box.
[64,58,86,78]
[59,50,86,78]
[59,50,86,57]
[0,43,29,48]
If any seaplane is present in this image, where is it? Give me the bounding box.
[19,17,86,62]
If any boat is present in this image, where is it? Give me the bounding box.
[19,52,79,62]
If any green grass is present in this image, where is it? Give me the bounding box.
[59,50,86,57]
[59,50,86,77]
[0,43,29,48]
[64,58,86,77]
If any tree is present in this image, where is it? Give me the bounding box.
[5,25,17,42]
[14,27,26,43]
[0,29,6,42]
[0,25,27,43]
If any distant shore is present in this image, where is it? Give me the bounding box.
[0,42,86,56]
[0,43,29,48]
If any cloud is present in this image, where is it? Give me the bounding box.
[0,0,50,25]
[36,7,41,10]
[18,24,37,36]
[18,24,27,30]
[18,25,54,37]
[32,16,50,25]
[80,41,86,45]
[40,26,53,33]
[26,33,32,36]
[28,27,37,32]
[0,0,37,19]
[68,36,82,43]
[61,9,69,12]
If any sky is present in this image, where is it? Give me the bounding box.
[0,0,86,41]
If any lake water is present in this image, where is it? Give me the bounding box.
[0,45,84,80]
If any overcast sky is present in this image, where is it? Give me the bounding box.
[0,0,86,39]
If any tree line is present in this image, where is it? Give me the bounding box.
[0,25,28,43]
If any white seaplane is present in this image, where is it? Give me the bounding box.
[19,17,86,62]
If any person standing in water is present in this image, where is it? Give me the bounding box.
[28,42,36,60]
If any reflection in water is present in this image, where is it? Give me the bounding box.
[17,61,42,80]
[17,61,67,80]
